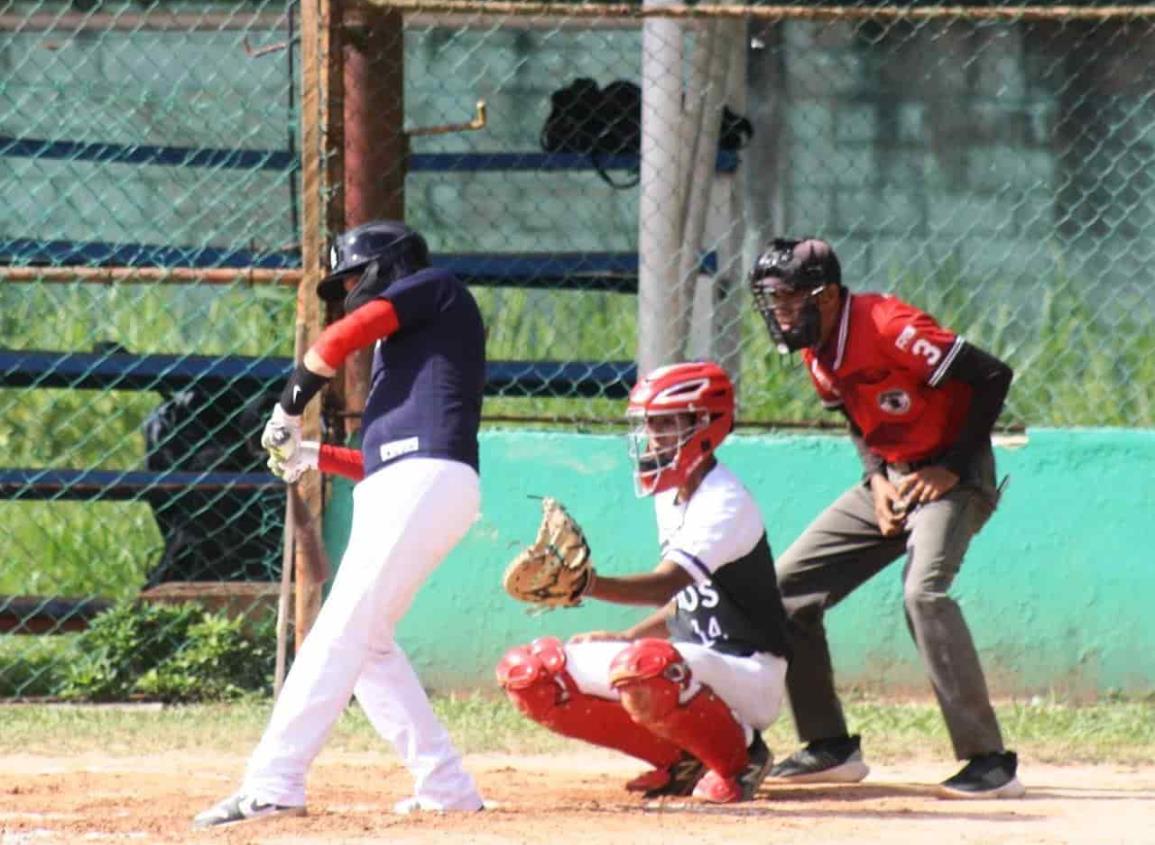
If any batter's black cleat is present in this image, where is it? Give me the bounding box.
[626,751,706,798]
[768,734,870,784]
[938,751,1025,799]
[192,792,306,829]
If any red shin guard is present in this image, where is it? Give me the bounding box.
[609,638,747,778]
[496,637,682,769]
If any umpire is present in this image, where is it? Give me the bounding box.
[749,237,1024,799]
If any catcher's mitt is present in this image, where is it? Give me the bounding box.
[503,497,596,609]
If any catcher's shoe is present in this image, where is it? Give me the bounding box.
[938,751,1025,799]
[768,733,869,784]
[626,752,706,798]
[691,731,773,804]
[192,792,305,829]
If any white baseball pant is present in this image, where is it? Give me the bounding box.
[564,640,788,732]
[243,457,482,810]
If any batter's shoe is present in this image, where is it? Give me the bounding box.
[392,796,485,815]
[768,734,870,784]
[691,731,773,804]
[938,751,1025,799]
[192,792,306,829]
[626,752,706,798]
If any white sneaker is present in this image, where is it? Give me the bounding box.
[193,791,306,829]
[392,796,485,815]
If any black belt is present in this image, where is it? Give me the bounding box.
[887,455,940,474]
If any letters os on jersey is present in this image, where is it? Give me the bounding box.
[655,464,790,660]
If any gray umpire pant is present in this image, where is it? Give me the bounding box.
[775,443,1004,760]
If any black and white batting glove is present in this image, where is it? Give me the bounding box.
[261,403,302,462]
[268,441,319,484]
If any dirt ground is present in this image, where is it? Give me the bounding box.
[2,749,1154,845]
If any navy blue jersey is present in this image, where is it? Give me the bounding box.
[360,268,486,477]
[657,463,791,660]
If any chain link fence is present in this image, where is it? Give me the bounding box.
[1,0,1152,697]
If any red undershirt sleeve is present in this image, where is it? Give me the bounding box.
[318,445,365,481]
[312,298,400,370]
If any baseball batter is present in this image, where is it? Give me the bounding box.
[194,220,487,828]
[748,237,1023,799]
[497,362,792,803]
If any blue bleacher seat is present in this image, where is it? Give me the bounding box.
[0,350,635,398]
[0,468,278,502]
[0,137,738,174]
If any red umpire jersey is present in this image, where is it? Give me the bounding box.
[801,293,971,464]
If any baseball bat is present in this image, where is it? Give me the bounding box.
[272,468,333,698]
[275,320,308,698]
[287,483,333,586]
[274,491,294,699]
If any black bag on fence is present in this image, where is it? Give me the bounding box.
[540,77,754,189]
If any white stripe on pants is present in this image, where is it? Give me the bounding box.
[244,458,481,809]
[564,641,788,731]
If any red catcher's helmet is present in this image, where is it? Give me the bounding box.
[626,362,735,496]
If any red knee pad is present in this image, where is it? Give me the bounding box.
[496,637,683,770]
[496,637,567,691]
[609,638,693,721]
[610,638,746,779]
[495,637,573,719]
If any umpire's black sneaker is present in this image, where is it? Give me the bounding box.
[192,791,306,829]
[768,734,870,784]
[938,751,1026,799]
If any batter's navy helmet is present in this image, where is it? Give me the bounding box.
[317,220,430,311]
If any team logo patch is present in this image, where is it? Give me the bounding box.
[380,436,420,462]
[877,389,911,414]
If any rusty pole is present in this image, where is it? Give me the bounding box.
[339,2,407,439]
[294,0,344,648]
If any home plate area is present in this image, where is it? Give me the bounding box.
[2,749,1153,844]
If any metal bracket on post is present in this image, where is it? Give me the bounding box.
[405,100,487,137]
[241,36,297,58]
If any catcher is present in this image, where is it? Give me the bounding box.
[497,362,792,803]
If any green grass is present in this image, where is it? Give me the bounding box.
[0,636,74,699]
[0,501,161,597]
[2,693,1153,765]
[475,270,1155,429]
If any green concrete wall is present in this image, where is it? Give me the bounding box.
[323,428,1155,696]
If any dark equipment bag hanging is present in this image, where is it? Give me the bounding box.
[540,77,753,189]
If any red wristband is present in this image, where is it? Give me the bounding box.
[318,445,365,481]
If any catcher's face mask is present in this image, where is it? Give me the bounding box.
[627,410,708,497]
[626,361,735,497]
